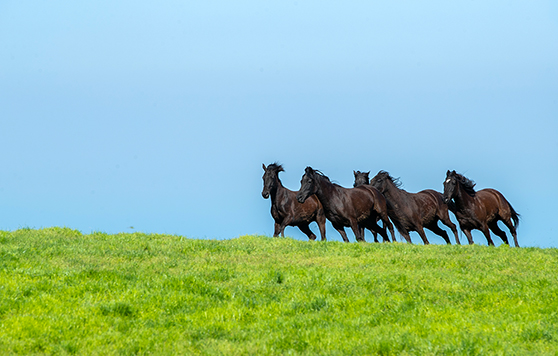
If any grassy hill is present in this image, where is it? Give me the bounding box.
[1,227,557,355]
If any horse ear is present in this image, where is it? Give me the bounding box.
[353,170,357,176]
[366,171,370,175]
[262,163,267,171]
[446,170,451,176]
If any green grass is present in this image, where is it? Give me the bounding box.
[1,227,558,355]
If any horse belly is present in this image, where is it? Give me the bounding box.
[293,206,316,224]
[325,210,351,227]
[455,213,480,230]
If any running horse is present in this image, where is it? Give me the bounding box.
[262,163,327,241]
[442,170,519,247]
[358,170,459,245]
[296,167,394,243]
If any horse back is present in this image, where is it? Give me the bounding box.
[272,186,322,223]
[355,185,385,209]
[477,188,514,218]
[415,189,445,216]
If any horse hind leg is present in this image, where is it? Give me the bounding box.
[438,213,460,245]
[378,213,396,242]
[372,231,379,243]
[426,221,451,245]
[500,216,519,247]
[488,220,510,246]
[298,224,317,241]
[365,220,390,243]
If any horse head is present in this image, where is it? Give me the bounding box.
[443,170,459,203]
[443,170,476,203]
[262,163,284,199]
[353,170,370,187]
[369,171,400,193]
[297,166,318,203]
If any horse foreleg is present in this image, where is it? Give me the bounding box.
[358,224,367,242]
[463,229,474,245]
[273,222,281,237]
[439,215,460,245]
[316,215,327,242]
[416,227,430,245]
[333,223,350,243]
[277,217,293,237]
[481,225,495,246]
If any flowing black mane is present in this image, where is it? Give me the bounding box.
[378,170,403,189]
[307,167,331,182]
[267,162,284,173]
[454,172,476,196]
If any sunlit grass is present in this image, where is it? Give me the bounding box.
[1,227,557,355]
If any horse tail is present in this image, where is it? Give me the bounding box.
[509,203,520,229]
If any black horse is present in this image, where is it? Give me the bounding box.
[443,170,519,247]
[296,167,394,243]
[262,163,327,241]
[356,170,459,245]
[352,170,384,243]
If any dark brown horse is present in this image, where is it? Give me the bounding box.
[442,170,519,247]
[352,170,384,243]
[359,170,459,245]
[262,163,326,241]
[296,167,394,243]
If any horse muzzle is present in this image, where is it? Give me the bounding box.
[262,192,269,199]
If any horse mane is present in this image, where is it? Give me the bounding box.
[268,162,284,173]
[453,172,476,196]
[378,170,403,189]
[306,167,331,182]
[313,169,331,182]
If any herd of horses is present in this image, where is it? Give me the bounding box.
[261,163,520,247]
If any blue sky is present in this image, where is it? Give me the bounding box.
[1,1,557,247]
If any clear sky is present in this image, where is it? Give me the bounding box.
[1,1,557,247]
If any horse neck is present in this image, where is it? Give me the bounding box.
[381,180,407,203]
[453,183,475,209]
[314,176,340,208]
[269,177,286,203]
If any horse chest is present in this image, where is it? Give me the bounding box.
[270,205,282,220]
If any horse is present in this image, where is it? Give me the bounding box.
[352,170,384,243]
[262,163,327,241]
[296,167,394,243]
[442,170,519,247]
[359,170,459,245]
